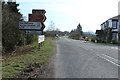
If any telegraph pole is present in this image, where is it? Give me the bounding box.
[0,1,2,80]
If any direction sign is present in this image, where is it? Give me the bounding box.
[29,14,46,22]
[19,21,43,30]
[26,30,43,35]
[32,9,46,14]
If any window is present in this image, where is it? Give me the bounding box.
[108,20,112,28]
[101,24,104,30]
[112,33,117,40]
[112,21,117,29]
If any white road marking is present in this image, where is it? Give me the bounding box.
[102,54,118,62]
[56,44,60,57]
[111,47,118,50]
[97,54,120,67]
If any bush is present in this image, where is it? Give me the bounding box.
[2,2,23,53]
[26,35,38,44]
[102,40,106,43]
[71,37,79,40]
[111,40,117,44]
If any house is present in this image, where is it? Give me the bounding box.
[96,15,120,43]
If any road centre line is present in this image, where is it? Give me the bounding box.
[97,54,120,67]
[102,54,119,62]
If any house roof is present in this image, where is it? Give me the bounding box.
[101,15,120,25]
[110,15,119,20]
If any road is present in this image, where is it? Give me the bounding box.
[54,37,119,78]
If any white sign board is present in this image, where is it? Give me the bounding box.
[38,35,45,43]
[19,21,42,30]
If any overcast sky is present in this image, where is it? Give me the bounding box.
[14,0,120,32]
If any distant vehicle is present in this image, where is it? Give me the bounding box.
[80,37,84,40]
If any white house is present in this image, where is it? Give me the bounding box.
[101,15,119,42]
[96,15,120,43]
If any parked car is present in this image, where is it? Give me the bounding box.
[80,37,85,40]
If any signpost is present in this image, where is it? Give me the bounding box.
[29,14,46,22]
[19,21,43,30]
[19,9,46,49]
[31,9,46,49]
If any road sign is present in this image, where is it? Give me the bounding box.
[38,35,45,43]
[26,30,43,35]
[19,21,43,30]
[32,9,46,14]
[29,14,46,22]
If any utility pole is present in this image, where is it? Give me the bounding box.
[0,1,2,80]
[118,2,120,42]
[0,0,1,44]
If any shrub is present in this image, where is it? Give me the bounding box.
[71,37,79,40]
[111,40,117,44]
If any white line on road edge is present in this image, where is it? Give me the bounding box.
[56,43,60,57]
[97,54,120,67]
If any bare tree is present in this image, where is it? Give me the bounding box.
[47,21,55,31]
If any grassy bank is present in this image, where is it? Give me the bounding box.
[53,37,59,40]
[2,39,53,78]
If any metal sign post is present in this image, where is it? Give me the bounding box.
[24,31,26,46]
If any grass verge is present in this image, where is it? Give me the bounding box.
[2,39,53,78]
[53,37,59,40]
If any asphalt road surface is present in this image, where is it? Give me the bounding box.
[54,37,119,78]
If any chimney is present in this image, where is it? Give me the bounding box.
[118,1,120,15]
